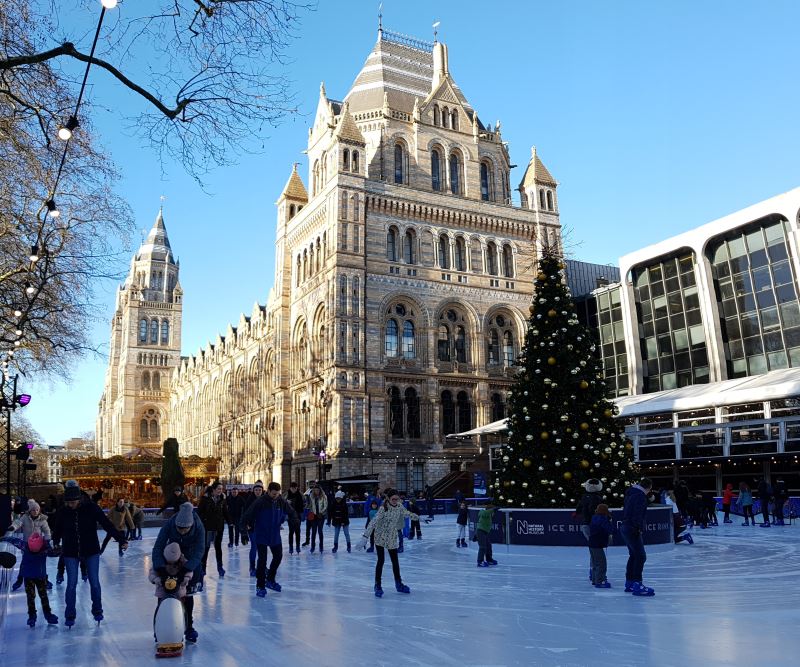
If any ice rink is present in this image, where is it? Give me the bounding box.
[1,515,799,667]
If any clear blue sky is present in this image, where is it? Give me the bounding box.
[23,0,800,446]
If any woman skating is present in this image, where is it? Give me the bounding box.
[358,488,418,597]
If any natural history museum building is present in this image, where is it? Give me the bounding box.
[96,27,561,490]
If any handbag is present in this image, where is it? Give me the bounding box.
[307,512,316,522]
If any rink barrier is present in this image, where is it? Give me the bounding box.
[467,506,674,546]
[714,496,799,521]
[0,539,16,634]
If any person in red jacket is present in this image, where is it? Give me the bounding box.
[721,484,736,524]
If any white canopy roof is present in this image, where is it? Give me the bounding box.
[448,418,509,437]
[614,367,800,418]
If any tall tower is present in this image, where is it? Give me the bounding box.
[96,208,183,456]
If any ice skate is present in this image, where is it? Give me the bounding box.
[256,588,267,598]
[395,581,410,594]
[487,559,498,565]
[760,522,771,527]
[249,567,256,577]
[27,613,36,628]
[742,520,749,526]
[44,612,58,625]
[684,533,694,545]
[477,561,490,567]
[56,574,64,585]
[184,628,198,643]
[217,566,225,577]
[594,580,612,589]
[347,543,351,553]
[46,579,53,590]
[266,580,282,592]
[11,580,22,592]
[631,582,655,597]
[624,580,635,592]
[93,612,104,624]
[366,546,374,553]
[374,584,384,597]
[64,617,75,628]
[332,545,338,553]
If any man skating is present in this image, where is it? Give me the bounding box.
[620,477,655,596]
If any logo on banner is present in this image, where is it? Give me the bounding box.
[516,520,544,535]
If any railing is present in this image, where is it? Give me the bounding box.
[628,414,800,462]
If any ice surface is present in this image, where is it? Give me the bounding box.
[1,515,799,667]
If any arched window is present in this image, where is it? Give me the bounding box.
[487,330,500,364]
[352,151,359,172]
[449,152,461,195]
[480,163,491,201]
[491,393,506,421]
[457,390,472,432]
[296,256,301,286]
[455,326,467,363]
[140,419,148,439]
[438,325,451,361]
[403,230,416,264]
[442,106,449,129]
[339,275,347,310]
[150,420,160,440]
[302,250,308,280]
[152,371,161,390]
[343,148,350,171]
[385,319,399,357]
[433,105,440,126]
[539,189,546,208]
[313,160,320,195]
[438,234,450,269]
[454,237,466,271]
[451,110,458,131]
[150,320,158,344]
[431,149,442,191]
[341,192,348,219]
[139,319,148,342]
[546,190,554,211]
[389,386,404,437]
[387,227,398,262]
[405,388,420,438]
[289,204,296,219]
[142,371,151,390]
[161,320,169,345]
[394,143,404,184]
[503,331,515,365]
[352,195,359,222]
[486,241,498,276]
[502,244,514,278]
[441,390,455,436]
[402,320,415,358]
[352,276,359,316]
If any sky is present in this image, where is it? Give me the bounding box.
[21,0,800,447]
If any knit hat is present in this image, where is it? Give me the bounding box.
[175,502,194,528]
[253,480,264,490]
[64,479,79,488]
[595,503,611,516]
[584,478,603,493]
[163,542,182,563]
[28,499,40,513]
[64,485,81,501]
[174,486,184,493]
[335,490,345,499]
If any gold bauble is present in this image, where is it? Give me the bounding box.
[540,432,550,440]
[547,309,557,318]
[579,422,589,431]
[503,480,511,488]
[529,304,536,315]
[523,459,532,468]
[537,271,546,280]
[625,443,633,451]
[579,380,589,389]
[563,471,573,481]
[604,408,613,418]
[547,357,557,365]
[580,460,590,469]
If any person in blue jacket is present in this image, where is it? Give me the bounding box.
[152,502,206,643]
[620,477,655,597]
[588,503,614,588]
[243,481,300,598]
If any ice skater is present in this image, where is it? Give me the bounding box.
[738,482,754,525]
[245,480,265,575]
[13,532,59,627]
[8,499,52,592]
[101,498,134,555]
[406,496,422,540]
[243,481,299,597]
[575,479,604,580]
[358,488,418,596]
[620,477,655,596]
[51,481,128,625]
[365,500,378,552]
[198,481,229,576]
[475,503,498,567]
[285,482,305,553]
[721,484,735,524]
[307,484,328,553]
[128,502,145,540]
[152,502,205,643]
[226,488,244,547]
[330,490,351,553]
[588,504,613,588]
[456,501,468,547]
[665,491,693,545]
[149,541,193,650]
[757,478,773,527]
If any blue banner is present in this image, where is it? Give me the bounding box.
[473,472,487,497]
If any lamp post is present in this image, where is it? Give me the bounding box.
[1,375,31,497]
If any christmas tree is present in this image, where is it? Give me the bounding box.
[493,250,637,507]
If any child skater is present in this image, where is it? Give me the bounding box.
[365,500,378,553]
[588,504,614,588]
[456,501,468,547]
[149,542,193,624]
[358,488,419,597]
[9,531,59,627]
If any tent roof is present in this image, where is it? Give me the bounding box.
[614,367,800,418]
[448,418,508,437]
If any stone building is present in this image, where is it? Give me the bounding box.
[96,210,184,457]
[99,27,561,491]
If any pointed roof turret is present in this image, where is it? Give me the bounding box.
[520,146,558,189]
[137,207,175,264]
[278,163,309,202]
[333,101,366,145]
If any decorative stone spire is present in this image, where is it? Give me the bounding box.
[278,163,309,202]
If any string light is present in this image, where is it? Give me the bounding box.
[13,310,22,318]
[100,0,119,8]
[29,246,39,263]
[57,115,79,141]
[45,199,60,218]
[25,283,35,295]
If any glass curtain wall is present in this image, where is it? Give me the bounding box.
[708,215,800,377]
[632,251,709,392]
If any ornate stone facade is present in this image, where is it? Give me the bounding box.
[98,28,562,492]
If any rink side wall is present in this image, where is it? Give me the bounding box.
[468,506,673,546]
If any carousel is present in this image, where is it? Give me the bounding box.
[61,447,219,508]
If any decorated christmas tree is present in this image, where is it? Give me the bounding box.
[493,250,637,507]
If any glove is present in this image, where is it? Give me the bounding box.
[356,536,367,551]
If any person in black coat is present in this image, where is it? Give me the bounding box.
[197,482,230,575]
[424,484,434,520]
[674,480,690,521]
[157,486,189,516]
[50,483,127,624]
[620,477,654,595]
[226,488,245,547]
[757,478,773,527]
[772,478,787,526]
[575,479,604,580]
[285,482,304,554]
[330,492,351,552]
